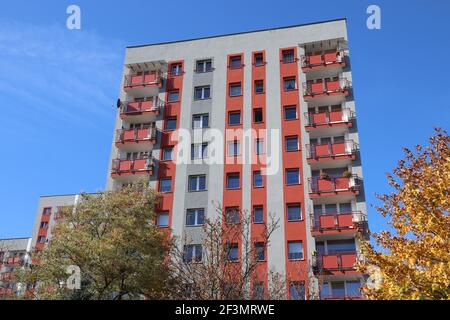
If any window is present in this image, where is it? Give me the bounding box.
[253,206,263,223]
[255,80,264,94]
[225,207,240,224]
[188,175,206,192]
[253,108,263,123]
[288,241,303,260]
[254,53,264,66]
[196,59,212,73]
[253,282,264,300]
[284,106,297,120]
[286,169,300,185]
[253,171,263,188]
[167,90,179,102]
[227,243,239,261]
[40,222,48,229]
[228,111,241,125]
[227,141,240,157]
[192,114,209,129]
[184,244,202,262]
[43,208,51,216]
[229,83,242,97]
[171,63,183,76]
[160,178,172,192]
[282,49,295,63]
[339,203,352,213]
[287,204,301,221]
[255,139,264,155]
[162,147,173,161]
[290,282,306,300]
[226,173,240,189]
[165,117,177,131]
[285,136,299,151]
[37,236,46,244]
[194,86,211,100]
[229,55,242,68]
[157,212,169,227]
[186,209,205,226]
[255,242,265,261]
[283,77,296,91]
[326,239,356,253]
[191,143,208,160]
[126,151,148,160]
[346,281,362,297]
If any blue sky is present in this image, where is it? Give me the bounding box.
[0,0,449,239]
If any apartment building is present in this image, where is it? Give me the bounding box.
[104,18,369,299]
[0,237,32,299]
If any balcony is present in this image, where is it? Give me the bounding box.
[321,293,363,300]
[0,288,13,296]
[312,252,360,274]
[6,257,22,265]
[111,157,154,179]
[115,127,157,152]
[304,108,353,131]
[308,175,360,198]
[310,211,366,236]
[303,78,351,101]
[123,71,163,96]
[119,97,161,121]
[0,272,13,281]
[301,50,347,71]
[306,140,357,164]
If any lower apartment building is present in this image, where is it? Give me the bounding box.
[31,18,369,300]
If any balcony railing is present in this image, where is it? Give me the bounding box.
[306,140,358,160]
[111,157,154,176]
[123,71,162,90]
[115,126,157,145]
[312,251,360,272]
[303,78,351,98]
[308,175,360,195]
[304,108,354,128]
[0,272,13,281]
[310,211,366,232]
[120,98,161,117]
[301,50,347,69]
[6,257,22,265]
[0,288,13,296]
[321,293,363,300]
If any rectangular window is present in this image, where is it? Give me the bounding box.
[285,136,299,151]
[253,282,264,300]
[255,139,264,155]
[253,108,263,123]
[43,207,51,216]
[290,282,306,300]
[171,63,183,76]
[196,59,212,73]
[283,77,297,91]
[186,209,205,226]
[254,53,264,66]
[40,222,48,229]
[339,203,352,213]
[184,244,202,262]
[225,207,240,224]
[227,141,240,157]
[194,86,211,100]
[228,111,241,125]
[253,171,263,188]
[288,241,304,260]
[162,147,173,161]
[160,178,172,192]
[229,83,242,97]
[165,117,177,131]
[287,204,301,221]
[192,114,209,129]
[326,239,356,253]
[286,169,300,185]
[253,206,264,223]
[167,90,179,102]
[282,49,295,63]
[255,242,265,261]
[191,143,208,160]
[254,80,264,94]
[226,173,240,189]
[188,175,206,192]
[284,106,297,120]
[227,243,239,261]
[229,56,242,68]
[157,212,169,227]
[37,236,46,243]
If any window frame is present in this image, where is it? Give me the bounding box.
[283,77,297,92]
[287,203,302,221]
[157,211,169,227]
[226,172,240,190]
[194,85,211,100]
[165,117,177,131]
[186,208,205,226]
[228,111,241,126]
[253,206,264,224]
[192,113,209,129]
[285,136,299,152]
[284,106,298,120]
[229,82,242,97]
[285,168,300,185]
[188,175,207,192]
[195,59,213,73]
[288,241,304,261]
[162,147,173,161]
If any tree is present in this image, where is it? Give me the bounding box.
[358,128,450,300]
[19,179,171,300]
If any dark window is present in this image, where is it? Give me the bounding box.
[284,77,297,91]
[282,49,295,63]
[192,114,209,129]
[255,242,265,261]
[253,206,263,223]
[326,239,356,253]
[255,139,264,155]
[194,86,211,100]
[226,173,240,189]
[229,56,242,68]
[196,59,212,72]
[227,243,239,261]
[188,175,206,192]
[167,90,179,102]
[186,209,205,226]
[285,136,299,151]
[253,282,264,300]
[253,171,263,188]
[290,282,306,300]
[191,143,208,160]
[160,178,172,192]
[254,53,264,66]
[284,106,297,120]
[225,207,240,224]
[227,141,240,157]
[43,208,51,216]
[286,169,300,185]
[228,111,241,125]
[255,80,264,94]
[165,117,177,131]
[229,83,242,96]
[253,108,263,123]
[37,236,46,243]
[287,204,301,221]
[288,241,303,260]
[171,63,183,76]
[162,147,173,161]
[184,244,202,262]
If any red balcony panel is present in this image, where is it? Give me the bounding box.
[341,252,357,269]
[307,141,357,163]
[118,160,133,172]
[301,51,346,70]
[335,177,349,190]
[311,82,324,94]
[311,212,363,236]
[308,176,360,197]
[319,215,335,229]
[326,79,341,92]
[304,108,354,131]
[322,255,339,269]
[337,213,354,228]
[303,78,351,100]
[115,127,156,146]
[309,54,323,65]
[136,128,150,140]
[122,130,135,142]
[123,71,162,91]
[133,159,148,171]
[323,51,338,64]
[311,112,328,124]
[318,178,334,191]
[111,158,154,177]
[143,72,157,84]
[329,110,344,122]
[331,142,346,155]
